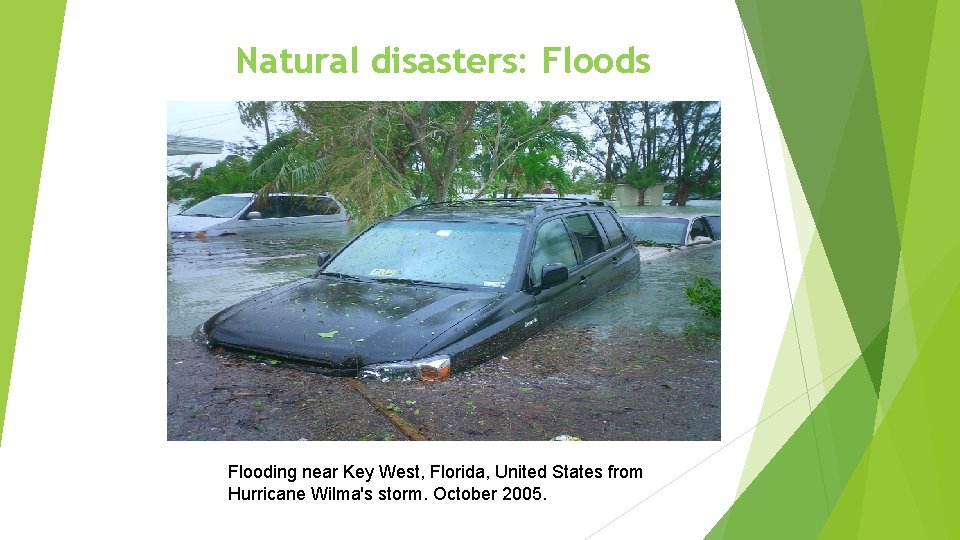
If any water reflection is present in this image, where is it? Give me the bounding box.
[167,223,363,336]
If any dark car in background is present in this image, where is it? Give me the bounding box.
[198,199,640,381]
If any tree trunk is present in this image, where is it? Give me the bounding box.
[412,101,477,201]
[671,184,690,206]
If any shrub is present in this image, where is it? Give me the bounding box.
[685,277,720,318]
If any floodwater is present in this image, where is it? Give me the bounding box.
[616,198,721,216]
[560,245,720,334]
[167,223,363,336]
[167,203,720,337]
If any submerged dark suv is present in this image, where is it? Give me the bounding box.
[199,198,640,381]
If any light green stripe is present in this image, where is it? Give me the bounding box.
[0,2,68,443]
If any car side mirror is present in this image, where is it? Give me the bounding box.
[246,211,262,219]
[317,252,331,268]
[540,263,569,289]
[689,236,714,246]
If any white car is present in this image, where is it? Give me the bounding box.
[168,193,348,238]
[620,214,719,260]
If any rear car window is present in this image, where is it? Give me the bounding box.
[595,211,627,247]
[705,215,721,240]
[565,214,605,260]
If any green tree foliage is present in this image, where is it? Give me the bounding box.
[580,101,719,206]
[249,129,326,194]
[567,167,600,195]
[168,101,720,221]
[236,101,282,142]
[667,101,720,206]
[472,102,586,198]
[167,155,254,202]
[685,277,721,318]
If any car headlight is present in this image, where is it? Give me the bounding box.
[191,324,210,346]
[360,355,451,382]
[169,231,207,239]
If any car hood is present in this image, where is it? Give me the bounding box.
[168,215,231,232]
[203,275,501,370]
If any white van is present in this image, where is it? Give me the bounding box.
[168,193,348,238]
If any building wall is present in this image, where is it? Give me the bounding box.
[612,183,665,207]
[643,183,665,205]
[612,184,639,208]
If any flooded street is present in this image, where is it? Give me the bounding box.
[562,245,720,334]
[167,203,721,441]
[167,200,720,337]
[167,223,363,336]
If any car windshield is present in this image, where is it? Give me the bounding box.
[324,220,524,287]
[180,195,252,218]
[622,217,689,245]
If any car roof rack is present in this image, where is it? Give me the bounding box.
[398,198,611,216]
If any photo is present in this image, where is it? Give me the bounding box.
[167,101,721,441]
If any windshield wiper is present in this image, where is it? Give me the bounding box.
[183,213,220,218]
[372,277,468,291]
[319,272,372,283]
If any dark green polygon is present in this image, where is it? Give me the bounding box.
[861,323,888,395]
[810,59,898,384]
[706,360,878,538]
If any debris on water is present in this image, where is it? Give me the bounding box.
[551,435,582,441]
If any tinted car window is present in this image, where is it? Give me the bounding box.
[530,219,577,286]
[250,196,288,218]
[705,215,721,240]
[292,196,341,216]
[324,220,523,287]
[565,214,605,260]
[690,218,708,240]
[595,211,626,247]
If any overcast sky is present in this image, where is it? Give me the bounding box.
[166,101,298,174]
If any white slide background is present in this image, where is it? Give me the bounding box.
[1,1,801,538]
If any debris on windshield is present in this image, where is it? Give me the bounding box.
[635,239,679,248]
[317,330,339,338]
